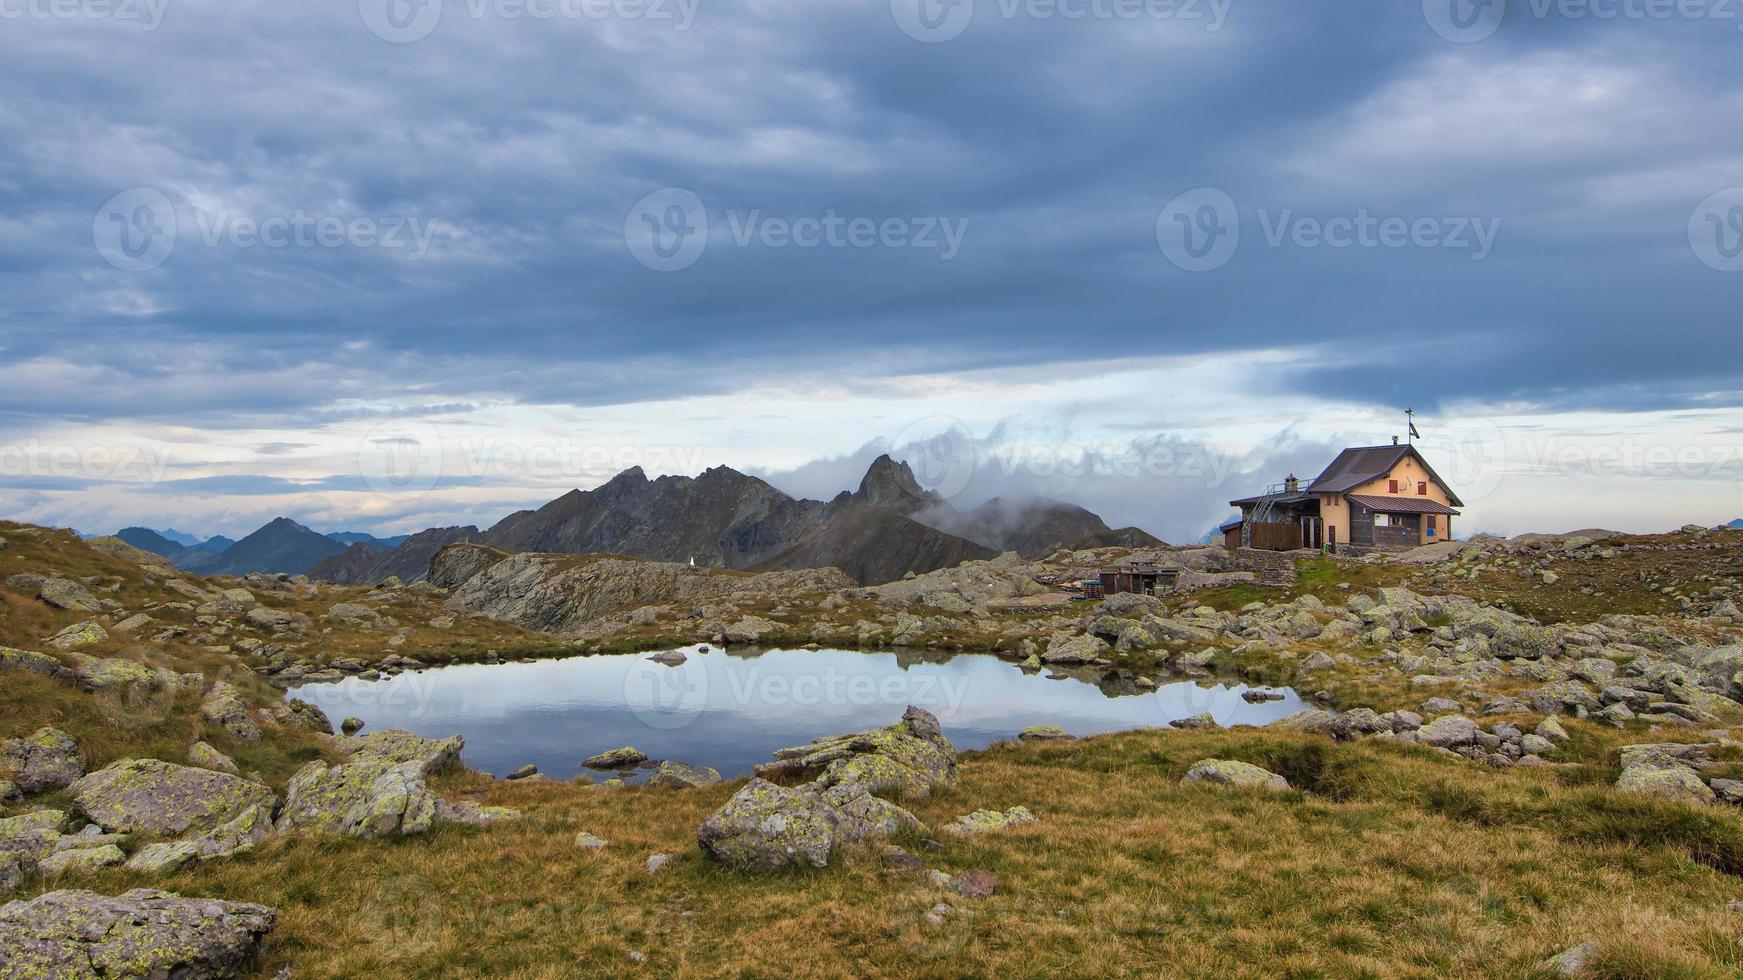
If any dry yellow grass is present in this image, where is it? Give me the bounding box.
[33,729,1743,979]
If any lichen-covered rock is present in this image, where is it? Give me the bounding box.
[819,786,926,843]
[583,747,648,770]
[1169,712,1217,730]
[68,759,276,837]
[37,577,101,612]
[125,841,203,875]
[648,760,721,789]
[64,653,180,698]
[1536,716,1570,743]
[696,778,836,872]
[1418,715,1481,748]
[756,706,957,800]
[47,620,108,650]
[1297,652,1336,673]
[0,646,73,685]
[943,806,1036,836]
[0,851,22,895]
[199,682,262,745]
[269,698,334,735]
[345,731,463,771]
[1182,759,1291,791]
[341,717,365,736]
[1018,726,1073,742]
[1042,633,1109,665]
[1614,744,1718,805]
[0,888,276,978]
[1,728,83,793]
[187,741,240,775]
[277,731,465,838]
[38,844,125,876]
[279,759,439,838]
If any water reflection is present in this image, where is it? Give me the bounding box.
[287,645,1304,780]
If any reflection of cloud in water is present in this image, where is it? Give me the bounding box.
[287,646,1303,780]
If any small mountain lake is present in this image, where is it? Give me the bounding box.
[286,645,1305,780]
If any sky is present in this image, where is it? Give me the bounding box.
[1,0,1740,544]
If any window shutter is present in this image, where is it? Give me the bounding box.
[1388,479,1398,493]
[1418,482,1427,495]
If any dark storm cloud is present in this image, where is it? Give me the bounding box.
[0,0,1739,427]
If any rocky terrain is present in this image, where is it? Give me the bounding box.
[4,518,1743,976]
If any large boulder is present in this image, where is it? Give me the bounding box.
[1182,759,1291,791]
[0,728,83,793]
[277,731,466,838]
[67,759,276,837]
[696,778,837,872]
[0,647,73,685]
[0,888,276,978]
[702,707,957,872]
[1041,633,1110,665]
[648,761,721,789]
[200,682,262,744]
[755,706,956,800]
[1614,742,1720,806]
[37,577,101,612]
[46,621,108,650]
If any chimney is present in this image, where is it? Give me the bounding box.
[1284,474,1299,493]
[1392,435,1400,445]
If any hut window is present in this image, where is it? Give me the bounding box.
[1417,482,1427,495]
[1388,479,1399,493]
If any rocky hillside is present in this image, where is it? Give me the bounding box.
[754,502,996,585]
[430,543,851,637]
[306,525,482,585]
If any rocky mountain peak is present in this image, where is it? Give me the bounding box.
[853,455,942,515]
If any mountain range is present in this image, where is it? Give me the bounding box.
[307,455,1162,586]
[103,456,1160,585]
[115,525,414,576]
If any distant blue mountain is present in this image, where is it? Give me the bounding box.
[327,531,410,549]
[1729,519,1742,529]
[115,527,186,558]
[200,535,236,553]
[156,528,204,548]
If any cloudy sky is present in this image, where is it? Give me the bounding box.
[1,0,1739,544]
